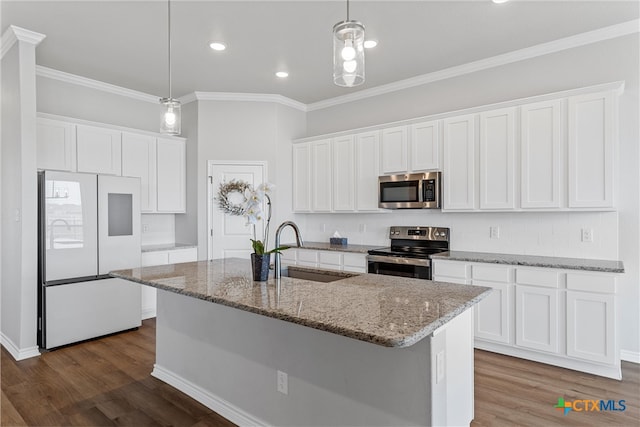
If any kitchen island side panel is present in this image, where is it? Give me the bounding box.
[153,289,474,427]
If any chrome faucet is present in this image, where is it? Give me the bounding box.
[274,221,303,279]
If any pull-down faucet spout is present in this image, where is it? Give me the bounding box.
[274,221,303,279]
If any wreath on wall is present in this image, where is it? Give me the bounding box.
[216,179,251,216]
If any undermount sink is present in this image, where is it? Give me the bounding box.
[279,266,358,283]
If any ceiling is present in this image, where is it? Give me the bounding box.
[2,1,638,105]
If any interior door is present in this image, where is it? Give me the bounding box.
[98,175,141,274]
[43,171,98,282]
[209,162,266,260]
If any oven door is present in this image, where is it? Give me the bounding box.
[367,255,431,280]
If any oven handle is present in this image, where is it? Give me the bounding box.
[366,255,431,267]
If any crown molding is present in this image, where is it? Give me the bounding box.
[307,19,640,112]
[183,91,307,112]
[1,26,46,59]
[35,65,160,104]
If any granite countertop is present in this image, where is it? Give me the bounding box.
[284,241,384,254]
[141,243,197,253]
[111,258,491,348]
[431,251,625,273]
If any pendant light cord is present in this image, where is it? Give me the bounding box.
[346,0,350,21]
[167,0,172,99]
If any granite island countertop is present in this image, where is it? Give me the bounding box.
[430,251,624,273]
[111,258,492,348]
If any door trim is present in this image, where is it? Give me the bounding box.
[207,160,268,261]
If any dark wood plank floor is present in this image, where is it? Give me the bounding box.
[2,318,638,426]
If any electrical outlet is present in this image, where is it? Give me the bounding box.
[142,224,149,233]
[277,370,288,395]
[359,224,367,233]
[581,228,594,243]
[320,223,326,233]
[490,226,500,239]
[436,351,445,384]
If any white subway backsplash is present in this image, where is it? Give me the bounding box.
[299,211,619,260]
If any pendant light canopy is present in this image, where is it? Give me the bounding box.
[333,0,365,87]
[160,0,181,135]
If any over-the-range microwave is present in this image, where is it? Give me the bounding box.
[378,172,442,209]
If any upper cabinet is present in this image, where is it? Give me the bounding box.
[381,126,408,174]
[443,114,476,211]
[76,124,122,175]
[37,115,187,214]
[332,135,355,212]
[479,108,516,210]
[568,92,615,209]
[292,143,312,212]
[156,138,186,213]
[311,139,333,212]
[36,118,76,172]
[520,100,562,209]
[355,131,381,211]
[410,120,440,172]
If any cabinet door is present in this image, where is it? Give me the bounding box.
[355,131,381,211]
[311,139,332,212]
[473,281,511,344]
[410,120,439,172]
[292,143,312,212]
[381,126,408,174]
[343,253,367,273]
[122,132,157,212]
[515,285,559,353]
[521,100,562,208]
[76,124,122,175]
[568,92,615,208]
[566,291,615,364]
[318,251,342,270]
[443,115,476,210]
[156,138,186,212]
[333,135,355,211]
[297,249,318,267]
[36,118,76,171]
[479,108,515,209]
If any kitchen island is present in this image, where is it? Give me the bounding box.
[112,258,491,427]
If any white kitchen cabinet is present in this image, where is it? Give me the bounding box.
[297,249,319,267]
[432,259,471,285]
[381,126,408,174]
[473,279,512,344]
[292,143,312,212]
[409,120,440,172]
[76,124,122,175]
[355,131,381,211]
[566,291,615,365]
[284,248,366,272]
[311,139,332,212]
[520,100,562,209]
[515,285,559,353]
[332,135,355,211]
[141,247,197,319]
[280,248,297,266]
[318,251,342,270]
[36,118,76,172]
[343,253,367,273]
[443,114,476,210]
[479,108,516,209]
[568,91,615,209]
[122,132,157,212]
[156,137,186,213]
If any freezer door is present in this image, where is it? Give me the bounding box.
[98,175,141,274]
[43,171,98,282]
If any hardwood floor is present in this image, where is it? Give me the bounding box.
[2,318,638,426]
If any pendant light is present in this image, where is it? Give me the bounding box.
[333,0,365,87]
[160,0,181,135]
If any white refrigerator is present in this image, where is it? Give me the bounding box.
[38,171,142,349]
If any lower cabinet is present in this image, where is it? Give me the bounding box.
[140,247,198,319]
[431,258,620,379]
[281,248,367,273]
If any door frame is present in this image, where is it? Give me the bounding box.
[207,160,268,261]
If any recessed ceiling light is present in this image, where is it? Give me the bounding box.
[209,42,226,51]
[364,40,378,49]
[275,71,289,78]
[492,0,510,3]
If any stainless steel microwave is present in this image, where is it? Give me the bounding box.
[378,172,441,209]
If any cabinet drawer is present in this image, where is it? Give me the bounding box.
[472,264,512,283]
[297,249,318,264]
[141,251,169,267]
[319,251,342,266]
[433,261,469,279]
[343,253,366,268]
[432,276,470,285]
[280,249,297,263]
[168,248,197,264]
[566,273,616,293]
[516,268,561,289]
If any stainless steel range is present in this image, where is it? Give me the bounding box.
[367,226,450,280]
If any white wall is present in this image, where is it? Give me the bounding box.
[305,34,640,358]
[1,32,41,359]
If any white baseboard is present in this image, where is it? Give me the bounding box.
[141,307,156,320]
[152,364,270,427]
[621,349,640,364]
[0,332,40,361]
